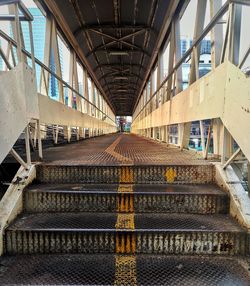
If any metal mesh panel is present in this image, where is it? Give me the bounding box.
[136,255,250,286]
[0,254,249,285]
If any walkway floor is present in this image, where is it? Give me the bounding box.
[41,133,210,166]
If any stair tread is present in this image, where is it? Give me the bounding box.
[7,212,244,232]
[27,183,227,195]
[0,254,249,286]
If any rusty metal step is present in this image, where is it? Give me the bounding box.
[24,184,229,214]
[36,164,214,184]
[5,212,246,255]
[0,254,249,286]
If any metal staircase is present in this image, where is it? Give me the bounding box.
[0,162,249,285]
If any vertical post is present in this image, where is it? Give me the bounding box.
[210,0,223,70]
[84,71,89,114]
[157,52,162,107]
[193,47,200,80]
[14,3,23,63]
[200,120,206,158]
[221,125,227,164]
[64,126,71,143]
[10,43,16,67]
[6,42,11,69]
[73,52,80,111]
[189,0,207,85]
[149,74,153,112]
[76,127,80,141]
[166,23,175,101]
[69,51,74,107]
[204,121,212,159]
[37,120,43,160]
[91,81,95,117]
[178,123,191,150]
[42,16,52,96]
[175,17,183,94]
[50,18,64,102]
[248,162,250,195]
[212,118,220,158]
[28,21,36,71]
[228,3,242,65]
[25,126,31,165]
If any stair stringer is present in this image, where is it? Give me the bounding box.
[0,62,39,163]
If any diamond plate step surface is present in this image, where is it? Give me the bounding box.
[24,184,229,214]
[36,164,214,184]
[5,212,246,255]
[0,254,249,286]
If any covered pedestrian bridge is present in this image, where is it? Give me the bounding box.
[0,0,250,285]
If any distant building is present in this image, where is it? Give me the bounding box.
[21,7,63,100]
[181,38,211,89]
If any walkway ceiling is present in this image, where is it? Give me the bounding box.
[44,0,182,116]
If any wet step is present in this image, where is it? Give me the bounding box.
[5,212,246,255]
[36,164,214,184]
[0,254,249,286]
[25,184,229,214]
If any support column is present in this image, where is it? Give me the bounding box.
[212,118,222,157]
[52,125,59,145]
[220,125,234,164]
[79,128,84,139]
[178,123,191,150]
[63,126,71,143]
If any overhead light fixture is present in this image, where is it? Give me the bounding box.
[117,89,127,92]
[114,76,128,80]
[109,51,129,56]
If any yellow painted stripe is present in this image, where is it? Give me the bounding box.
[165,167,177,183]
[117,184,134,212]
[115,213,135,229]
[118,184,134,193]
[114,180,137,285]
[105,135,133,164]
[119,166,134,183]
[114,255,137,286]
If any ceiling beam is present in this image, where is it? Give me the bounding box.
[89,49,150,58]
[87,42,149,57]
[98,71,143,82]
[106,88,136,93]
[87,28,146,53]
[103,82,139,89]
[73,24,152,37]
[94,63,146,72]
[110,95,137,99]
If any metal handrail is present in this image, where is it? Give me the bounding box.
[133,0,230,121]
[0,29,116,124]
